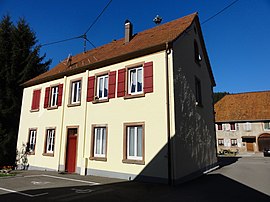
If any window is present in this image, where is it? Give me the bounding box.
[44,128,55,155]
[123,123,145,164]
[128,66,143,95]
[195,77,202,106]
[96,75,108,100]
[90,126,107,160]
[231,139,237,146]
[230,123,236,131]
[44,84,63,108]
[264,122,270,130]
[218,139,224,146]
[243,122,252,131]
[31,89,41,111]
[194,40,202,64]
[217,123,223,131]
[28,129,37,154]
[50,86,59,107]
[70,80,81,105]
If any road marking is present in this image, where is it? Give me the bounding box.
[41,174,100,185]
[31,181,50,185]
[0,187,48,197]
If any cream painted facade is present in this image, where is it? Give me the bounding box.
[17,19,217,184]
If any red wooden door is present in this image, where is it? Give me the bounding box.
[66,131,77,173]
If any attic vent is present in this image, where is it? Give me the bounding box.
[125,20,133,44]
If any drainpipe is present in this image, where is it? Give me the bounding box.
[82,70,89,175]
[165,42,173,185]
[58,76,67,172]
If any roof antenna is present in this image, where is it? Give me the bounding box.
[153,15,162,25]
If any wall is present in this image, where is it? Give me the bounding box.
[171,20,217,182]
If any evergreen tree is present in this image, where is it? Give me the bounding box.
[0,15,51,166]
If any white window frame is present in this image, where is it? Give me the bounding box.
[46,129,55,154]
[127,126,143,160]
[217,123,223,131]
[243,122,252,131]
[71,80,81,104]
[93,127,106,158]
[29,129,37,153]
[231,139,237,146]
[264,122,270,131]
[50,86,59,107]
[96,75,108,100]
[218,139,224,146]
[128,66,143,95]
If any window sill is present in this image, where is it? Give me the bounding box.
[122,159,145,165]
[67,103,81,107]
[124,93,145,100]
[47,106,59,110]
[27,152,35,155]
[42,153,54,157]
[30,109,40,112]
[92,98,109,104]
[89,156,107,161]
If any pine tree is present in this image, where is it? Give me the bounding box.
[0,15,51,166]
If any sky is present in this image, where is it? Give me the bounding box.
[1,0,270,93]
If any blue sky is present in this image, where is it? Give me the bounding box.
[1,0,270,93]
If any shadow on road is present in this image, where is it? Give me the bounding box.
[0,172,269,202]
[217,156,241,168]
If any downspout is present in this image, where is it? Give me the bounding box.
[58,76,67,172]
[165,42,173,185]
[82,70,89,175]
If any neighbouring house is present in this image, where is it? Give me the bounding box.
[17,12,217,184]
[215,91,270,154]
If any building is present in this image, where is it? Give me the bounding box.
[17,13,217,184]
[215,91,270,154]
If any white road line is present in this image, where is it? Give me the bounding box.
[0,187,48,197]
[41,174,100,185]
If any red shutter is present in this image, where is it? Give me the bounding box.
[31,89,41,110]
[57,84,63,106]
[117,68,126,97]
[144,61,153,93]
[108,71,116,99]
[87,76,95,102]
[44,87,50,108]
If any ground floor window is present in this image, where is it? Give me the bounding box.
[218,139,224,146]
[231,139,237,146]
[90,125,107,161]
[123,122,145,164]
[28,129,37,154]
[43,128,55,156]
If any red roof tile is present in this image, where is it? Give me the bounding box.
[215,91,270,122]
[23,13,201,87]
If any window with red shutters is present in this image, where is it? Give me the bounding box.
[57,84,63,106]
[87,76,95,102]
[143,62,153,93]
[108,71,116,99]
[31,89,41,111]
[44,87,50,108]
[117,68,126,97]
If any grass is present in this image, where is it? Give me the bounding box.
[0,172,15,177]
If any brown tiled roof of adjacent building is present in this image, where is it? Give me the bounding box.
[215,91,270,122]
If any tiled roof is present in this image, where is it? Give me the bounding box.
[215,91,270,122]
[24,12,211,87]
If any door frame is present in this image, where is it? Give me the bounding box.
[65,126,79,173]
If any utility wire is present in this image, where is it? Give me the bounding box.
[202,0,240,25]
[41,35,84,47]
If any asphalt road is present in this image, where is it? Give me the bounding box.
[0,156,269,201]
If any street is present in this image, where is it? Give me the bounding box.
[0,156,269,201]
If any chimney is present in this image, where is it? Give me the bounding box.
[125,20,133,44]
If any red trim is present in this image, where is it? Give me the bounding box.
[44,87,50,108]
[117,68,126,97]
[57,84,63,106]
[87,76,95,102]
[31,89,41,110]
[144,61,153,93]
[108,71,116,99]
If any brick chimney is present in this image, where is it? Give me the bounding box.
[125,20,133,44]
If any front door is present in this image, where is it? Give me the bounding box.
[246,142,254,152]
[65,128,77,173]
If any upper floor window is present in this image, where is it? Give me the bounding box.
[230,123,236,131]
[44,84,63,109]
[44,128,55,156]
[195,77,202,106]
[128,66,143,95]
[31,89,41,111]
[243,122,252,131]
[264,122,270,130]
[70,80,81,105]
[217,123,223,131]
[97,75,108,100]
[194,40,202,64]
[50,86,59,107]
[28,129,37,154]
